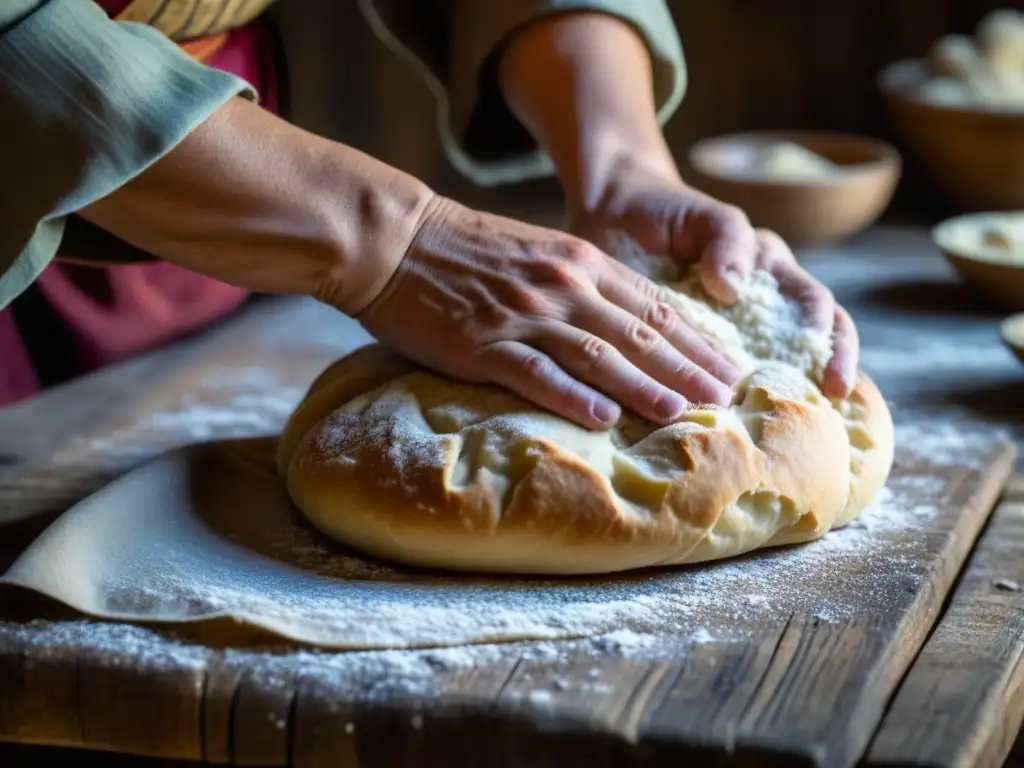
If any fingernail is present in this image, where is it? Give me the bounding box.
[714,383,736,407]
[654,393,687,422]
[720,269,746,300]
[721,363,743,386]
[841,371,856,395]
[826,369,853,400]
[592,399,619,426]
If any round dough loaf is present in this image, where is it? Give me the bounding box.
[279,266,894,576]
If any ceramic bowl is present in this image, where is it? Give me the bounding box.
[1000,313,1024,366]
[878,59,1024,212]
[932,211,1024,311]
[686,131,901,249]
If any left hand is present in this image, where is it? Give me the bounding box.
[569,155,858,400]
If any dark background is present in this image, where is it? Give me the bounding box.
[276,0,1012,225]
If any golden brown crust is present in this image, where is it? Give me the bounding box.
[834,372,895,528]
[281,343,896,575]
[758,394,850,537]
[276,345,417,477]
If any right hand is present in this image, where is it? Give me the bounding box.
[358,196,742,430]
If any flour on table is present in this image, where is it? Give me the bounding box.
[892,421,1011,468]
[54,366,303,467]
[0,434,972,698]
[55,421,979,653]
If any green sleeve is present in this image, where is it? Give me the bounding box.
[359,0,687,187]
[0,0,257,309]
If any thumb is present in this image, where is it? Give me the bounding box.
[698,236,755,304]
[673,205,756,304]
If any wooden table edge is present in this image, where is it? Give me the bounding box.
[866,468,1024,768]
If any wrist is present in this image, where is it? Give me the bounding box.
[498,11,678,224]
[314,157,437,317]
[566,127,679,223]
[80,97,437,317]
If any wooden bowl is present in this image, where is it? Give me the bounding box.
[932,212,1024,311]
[686,131,901,249]
[878,59,1024,212]
[1001,313,1024,367]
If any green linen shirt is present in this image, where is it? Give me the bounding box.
[0,0,686,309]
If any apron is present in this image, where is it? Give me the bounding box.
[0,0,282,406]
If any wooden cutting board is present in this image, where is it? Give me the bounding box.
[0,417,1014,765]
[0,281,1019,767]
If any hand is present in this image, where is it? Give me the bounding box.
[358,196,743,430]
[76,98,738,430]
[570,156,859,399]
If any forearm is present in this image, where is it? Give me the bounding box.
[80,97,435,316]
[499,12,679,216]
[0,0,254,307]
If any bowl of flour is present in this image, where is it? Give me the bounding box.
[686,131,901,250]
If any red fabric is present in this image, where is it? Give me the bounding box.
[95,0,131,14]
[0,311,38,402]
[0,13,280,406]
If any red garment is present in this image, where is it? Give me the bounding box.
[96,0,131,14]
[0,9,281,406]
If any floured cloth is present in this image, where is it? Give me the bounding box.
[0,424,1008,650]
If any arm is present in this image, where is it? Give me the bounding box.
[84,95,737,428]
[359,0,685,187]
[79,96,432,316]
[497,11,859,399]
[0,0,254,309]
[4,0,737,428]
[497,12,678,224]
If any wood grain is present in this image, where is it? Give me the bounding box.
[630,624,791,764]
[231,661,301,765]
[3,629,81,748]
[77,640,205,759]
[867,476,1024,768]
[0,447,1012,767]
[202,652,245,764]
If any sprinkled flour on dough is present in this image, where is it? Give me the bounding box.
[605,230,833,382]
[666,270,833,381]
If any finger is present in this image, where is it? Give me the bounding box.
[771,259,836,332]
[595,262,743,386]
[554,280,735,408]
[684,205,757,304]
[479,340,621,430]
[823,306,859,400]
[758,230,835,332]
[530,322,695,424]
[580,303,735,408]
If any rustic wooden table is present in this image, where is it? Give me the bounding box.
[1,225,1023,767]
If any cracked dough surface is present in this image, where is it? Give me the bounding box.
[278,260,894,576]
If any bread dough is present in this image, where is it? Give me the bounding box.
[746,142,840,182]
[919,10,1024,109]
[279,257,894,575]
[714,142,840,183]
[278,243,894,575]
